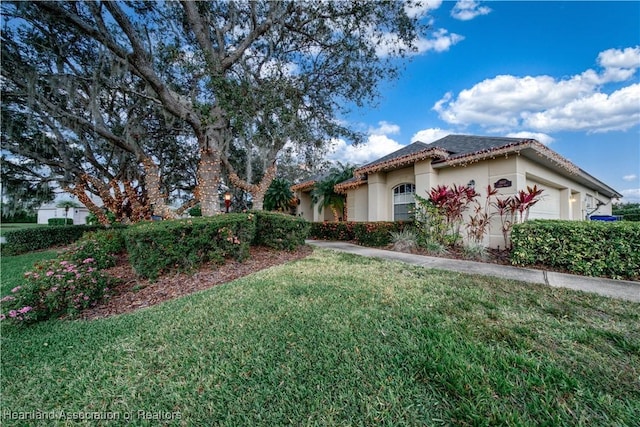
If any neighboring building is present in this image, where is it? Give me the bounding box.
[37,203,92,225]
[291,173,335,222]
[293,135,622,248]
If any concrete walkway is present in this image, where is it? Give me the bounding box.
[306,240,640,303]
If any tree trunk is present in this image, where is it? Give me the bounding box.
[64,183,110,226]
[196,148,222,216]
[141,157,177,219]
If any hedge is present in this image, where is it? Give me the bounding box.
[124,214,256,280]
[2,225,104,255]
[48,218,73,226]
[511,220,640,280]
[309,221,412,247]
[251,211,310,250]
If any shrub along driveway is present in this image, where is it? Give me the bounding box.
[307,240,640,302]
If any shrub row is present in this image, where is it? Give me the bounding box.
[2,225,104,255]
[511,220,640,280]
[251,211,310,250]
[48,218,74,226]
[309,221,412,247]
[124,212,309,280]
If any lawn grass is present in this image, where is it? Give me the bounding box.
[0,250,57,296]
[1,249,639,426]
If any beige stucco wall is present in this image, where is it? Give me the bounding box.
[346,185,369,221]
[295,191,314,222]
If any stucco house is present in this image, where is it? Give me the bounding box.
[37,203,92,225]
[293,135,622,248]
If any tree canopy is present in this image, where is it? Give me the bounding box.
[1,1,428,219]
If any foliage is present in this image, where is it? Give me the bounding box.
[86,211,117,225]
[251,211,310,251]
[0,250,57,297]
[2,251,638,425]
[62,229,127,270]
[466,185,499,245]
[0,157,54,218]
[0,258,115,324]
[2,225,103,255]
[613,202,640,221]
[124,215,256,280]
[414,194,449,247]
[389,228,418,253]
[263,178,295,212]
[48,218,73,226]
[309,221,410,247]
[311,163,356,221]
[187,205,202,217]
[0,206,37,223]
[511,220,640,280]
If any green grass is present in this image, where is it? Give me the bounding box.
[0,223,46,237]
[0,250,57,296]
[1,249,639,426]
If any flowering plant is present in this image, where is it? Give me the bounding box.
[0,258,116,324]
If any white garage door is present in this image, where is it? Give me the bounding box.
[527,179,560,219]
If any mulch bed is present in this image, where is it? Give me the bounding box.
[81,245,313,320]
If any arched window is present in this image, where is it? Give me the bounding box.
[393,183,415,221]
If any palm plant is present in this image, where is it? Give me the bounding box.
[311,163,355,222]
[56,200,81,222]
[264,178,294,212]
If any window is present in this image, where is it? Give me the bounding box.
[393,183,415,221]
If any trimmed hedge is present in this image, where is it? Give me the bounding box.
[2,225,104,255]
[124,214,256,280]
[309,221,412,247]
[511,220,640,280]
[48,218,73,226]
[251,211,310,250]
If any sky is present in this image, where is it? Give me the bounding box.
[327,0,640,203]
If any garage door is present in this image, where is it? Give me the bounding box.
[527,179,560,219]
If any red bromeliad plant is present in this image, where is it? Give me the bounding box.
[466,185,499,245]
[492,185,544,249]
[427,184,479,246]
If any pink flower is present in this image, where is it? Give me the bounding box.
[18,306,32,314]
[8,310,18,318]
[46,271,54,277]
[82,258,95,264]
[60,261,69,266]
[51,287,58,292]
[83,296,89,301]
[0,314,6,321]
[1,295,15,302]
[11,286,21,293]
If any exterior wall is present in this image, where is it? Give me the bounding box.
[37,206,91,225]
[367,172,388,221]
[296,191,315,222]
[346,185,368,222]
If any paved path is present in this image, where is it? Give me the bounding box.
[306,240,640,303]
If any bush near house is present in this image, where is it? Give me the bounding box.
[2,225,104,255]
[309,221,411,247]
[251,210,310,250]
[48,218,74,226]
[124,214,256,280]
[511,220,640,280]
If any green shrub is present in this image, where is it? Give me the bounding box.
[62,228,127,269]
[309,221,411,247]
[623,213,640,222]
[251,211,309,250]
[309,222,356,241]
[511,220,640,280]
[2,225,103,255]
[124,214,256,280]
[48,218,73,226]
[0,258,115,324]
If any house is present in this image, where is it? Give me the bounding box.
[293,135,623,248]
[37,203,92,225]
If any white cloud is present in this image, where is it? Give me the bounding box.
[404,0,443,18]
[623,174,638,182]
[450,0,491,21]
[376,28,464,57]
[433,46,640,134]
[505,132,555,145]
[411,128,452,143]
[368,121,400,136]
[328,135,404,165]
[621,188,640,203]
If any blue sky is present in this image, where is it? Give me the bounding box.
[328,1,640,203]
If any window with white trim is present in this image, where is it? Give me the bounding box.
[393,183,415,221]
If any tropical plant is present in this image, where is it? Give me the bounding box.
[389,228,418,253]
[492,185,545,249]
[56,200,81,221]
[264,178,294,212]
[466,185,499,245]
[311,163,355,222]
[425,184,479,246]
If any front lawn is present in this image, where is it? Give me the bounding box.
[0,250,57,296]
[1,249,638,426]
